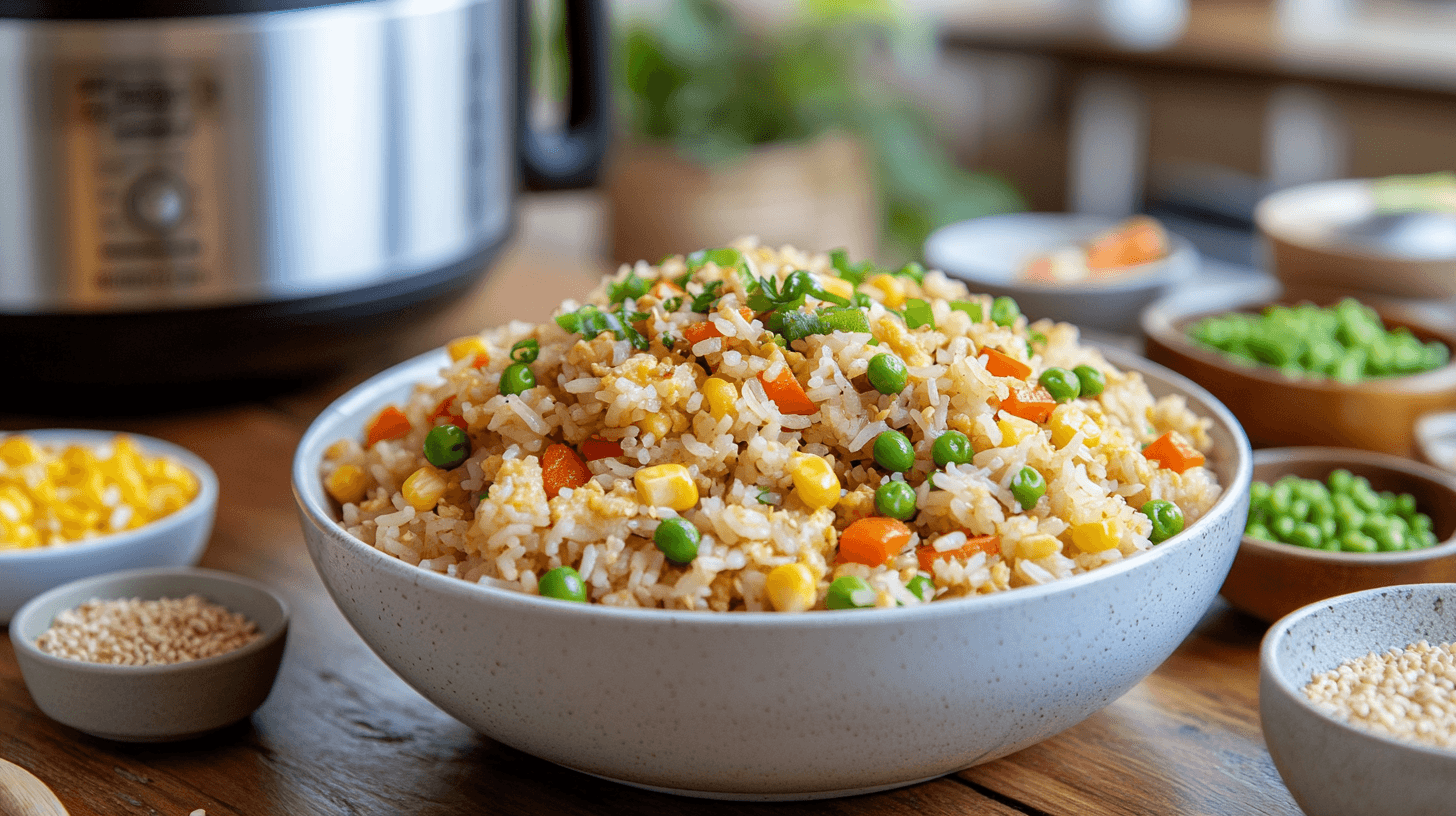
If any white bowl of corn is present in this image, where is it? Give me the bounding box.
[0,430,217,623]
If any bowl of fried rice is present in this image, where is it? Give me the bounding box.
[293,240,1253,799]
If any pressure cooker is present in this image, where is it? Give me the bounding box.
[0,0,607,409]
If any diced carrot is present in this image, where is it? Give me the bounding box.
[471,352,491,369]
[980,347,1032,380]
[580,436,623,461]
[757,368,818,416]
[1022,257,1056,283]
[682,308,757,346]
[429,396,469,431]
[1086,216,1168,270]
[542,443,591,499]
[1143,431,1205,474]
[365,406,412,447]
[839,517,913,567]
[916,535,1001,571]
[1000,384,1057,423]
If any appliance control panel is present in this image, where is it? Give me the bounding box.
[61,63,228,308]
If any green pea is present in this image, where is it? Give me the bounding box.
[538,566,587,602]
[1038,367,1081,402]
[1249,480,1272,506]
[990,296,1021,328]
[1272,516,1297,541]
[500,363,536,396]
[873,430,916,473]
[1418,529,1439,548]
[1010,466,1046,511]
[1340,531,1378,553]
[867,353,909,395]
[1288,497,1311,522]
[931,431,973,467]
[1374,525,1407,552]
[1141,499,1184,544]
[1395,493,1418,517]
[826,575,876,610]
[1073,365,1105,397]
[423,424,471,470]
[1245,522,1272,542]
[906,574,935,603]
[875,481,918,521]
[1288,522,1323,548]
[1317,517,1338,540]
[653,517,702,565]
[1270,482,1294,515]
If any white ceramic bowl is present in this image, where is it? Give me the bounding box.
[0,430,218,623]
[10,567,288,742]
[292,346,1252,800]
[1260,583,1456,816]
[922,212,1199,334]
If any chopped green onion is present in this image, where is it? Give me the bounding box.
[818,306,871,334]
[894,262,926,284]
[830,248,861,284]
[606,270,649,305]
[950,300,983,322]
[661,296,682,312]
[851,292,872,309]
[509,338,540,363]
[903,298,934,330]
[691,281,725,313]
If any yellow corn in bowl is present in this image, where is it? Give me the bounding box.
[0,430,218,623]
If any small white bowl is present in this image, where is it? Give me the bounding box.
[10,566,289,742]
[923,212,1199,334]
[0,430,218,623]
[1260,583,1456,816]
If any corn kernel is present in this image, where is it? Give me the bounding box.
[1019,533,1063,560]
[447,335,489,364]
[765,563,817,612]
[703,377,738,420]
[817,274,855,302]
[634,463,698,511]
[791,454,841,511]
[997,415,1037,447]
[326,464,369,504]
[1072,520,1121,553]
[0,436,40,466]
[867,274,907,309]
[402,466,448,512]
[1050,405,1101,449]
[639,412,671,441]
[0,485,35,523]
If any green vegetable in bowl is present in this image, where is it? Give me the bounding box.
[1186,298,1449,381]
[1245,469,1439,552]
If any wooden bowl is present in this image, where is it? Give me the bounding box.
[1256,177,1456,300]
[1142,281,1456,456]
[1220,447,1456,624]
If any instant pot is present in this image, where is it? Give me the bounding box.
[0,0,607,409]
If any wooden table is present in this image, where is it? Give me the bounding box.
[0,243,1303,816]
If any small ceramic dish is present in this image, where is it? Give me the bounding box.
[0,429,218,623]
[1414,410,1456,474]
[922,212,1198,334]
[1257,177,1456,300]
[1142,281,1456,456]
[9,567,288,742]
[1260,583,1456,816]
[1221,447,1456,624]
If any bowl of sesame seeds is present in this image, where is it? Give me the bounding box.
[9,566,288,742]
[1260,582,1456,816]
[0,429,219,623]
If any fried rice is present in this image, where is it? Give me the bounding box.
[319,239,1221,611]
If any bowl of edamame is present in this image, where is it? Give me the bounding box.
[1220,447,1456,623]
[1143,282,1456,457]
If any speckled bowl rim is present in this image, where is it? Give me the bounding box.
[9,566,289,676]
[0,430,218,564]
[1260,582,1456,760]
[1241,447,1456,564]
[1141,281,1456,393]
[923,212,1199,295]
[294,343,1253,628]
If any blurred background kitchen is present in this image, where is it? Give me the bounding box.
[5,0,1456,408]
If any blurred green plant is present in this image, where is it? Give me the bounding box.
[615,0,1026,261]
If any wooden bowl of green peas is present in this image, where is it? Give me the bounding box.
[1143,281,1456,456]
[1219,447,1456,623]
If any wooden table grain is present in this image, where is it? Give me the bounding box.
[0,243,1303,816]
